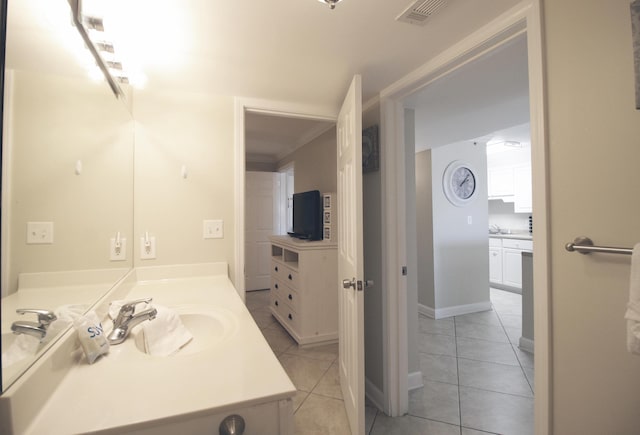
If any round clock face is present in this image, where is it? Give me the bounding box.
[451,166,476,199]
[443,161,478,206]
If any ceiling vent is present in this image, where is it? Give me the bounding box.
[396,0,449,26]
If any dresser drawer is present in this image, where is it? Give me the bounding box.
[271,293,299,331]
[271,261,299,287]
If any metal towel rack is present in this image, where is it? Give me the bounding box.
[565,236,633,255]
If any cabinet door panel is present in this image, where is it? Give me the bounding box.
[489,247,503,284]
[502,248,523,288]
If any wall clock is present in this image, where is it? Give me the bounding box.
[443,160,478,206]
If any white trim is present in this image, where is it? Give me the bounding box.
[379,1,550,433]
[380,98,408,416]
[408,371,423,391]
[418,304,434,318]
[365,377,385,411]
[418,302,493,319]
[519,337,535,354]
[234,98,337,299]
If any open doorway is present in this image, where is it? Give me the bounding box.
[402,31,534,431]
[378,3,549,433]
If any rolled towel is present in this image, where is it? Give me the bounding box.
[141,306,193,357]
[2,334,41,368]
[624,243,640,354]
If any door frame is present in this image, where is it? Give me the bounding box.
[379,1,551,432]
[234,98,337,299]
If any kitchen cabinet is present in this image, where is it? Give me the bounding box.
[488,167,514,198]
[489,238,503,284]
[513,164,532,213]
[489,237,533,290]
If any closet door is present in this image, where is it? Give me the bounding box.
[245,171,280,291]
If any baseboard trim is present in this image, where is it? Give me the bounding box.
[408,371,423,391]
[519,336,535,353]
[365,377,384,411]
[418,301,493,319]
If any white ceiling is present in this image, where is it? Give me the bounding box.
[7,0,527,160]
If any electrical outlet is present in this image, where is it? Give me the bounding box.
[203,219,223,239]
[110,237,127,261]
[140,236,156,259]
[26,222,54,244]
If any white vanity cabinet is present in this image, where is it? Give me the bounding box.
[269,235,338,346]
[489,237,533,290]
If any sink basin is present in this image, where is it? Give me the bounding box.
[133,311,235,357]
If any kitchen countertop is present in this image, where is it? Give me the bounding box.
[489,233,533,241]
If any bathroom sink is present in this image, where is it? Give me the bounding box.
[133,311,236,357]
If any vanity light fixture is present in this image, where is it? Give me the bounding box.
[318,0,343,10]
[68,0,126,98]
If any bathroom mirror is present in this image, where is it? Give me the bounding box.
[0,0,134,392]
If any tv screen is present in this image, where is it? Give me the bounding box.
[291,190,322,240]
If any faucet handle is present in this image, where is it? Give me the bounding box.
[119,298,153,315]
[16,308,57,327]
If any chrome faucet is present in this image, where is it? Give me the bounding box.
[11,308,57,340]
[108,298,157,345]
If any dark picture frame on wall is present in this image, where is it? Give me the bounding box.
[362,125,379,173]
[632,0,640,109]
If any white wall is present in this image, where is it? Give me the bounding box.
[426,140,490,313]
[362,105,384,394]
[544,0,640,432]
[133,89,236,281]
[6,70,133,295]
[277,127,337,194]
[488,200,530,232]
[415,150,435,308]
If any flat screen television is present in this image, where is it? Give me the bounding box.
[289,190,322,240]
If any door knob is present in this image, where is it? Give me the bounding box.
[342,278,356,289]
[343,278,364,291]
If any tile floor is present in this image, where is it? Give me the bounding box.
[246,287,534,435]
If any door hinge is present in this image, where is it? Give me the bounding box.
[402,266,407,276]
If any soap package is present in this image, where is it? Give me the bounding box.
[73,311,109,364]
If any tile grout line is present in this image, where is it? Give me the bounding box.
[454,315,463,431]
[492,291,535,397]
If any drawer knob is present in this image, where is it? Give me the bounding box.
[220,414,245,435]
[275,283,279,289]
[288,313,293,320]
[288,294,293,300]
[275,300,279,306]
[275,266,279,272]
[288,274,292,280]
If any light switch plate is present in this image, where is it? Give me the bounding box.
[26,222,54,244]
[203,219,223,239]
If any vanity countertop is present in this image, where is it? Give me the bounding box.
[23,270,295,434]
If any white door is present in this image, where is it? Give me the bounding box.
[245,171,280,291]
[337,75,364,435]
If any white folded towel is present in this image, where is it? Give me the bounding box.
[141,306,193,357]
[624,243,640,355]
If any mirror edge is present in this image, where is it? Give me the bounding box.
[0,0,8,395]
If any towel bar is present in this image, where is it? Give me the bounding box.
[565,236,633,255]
